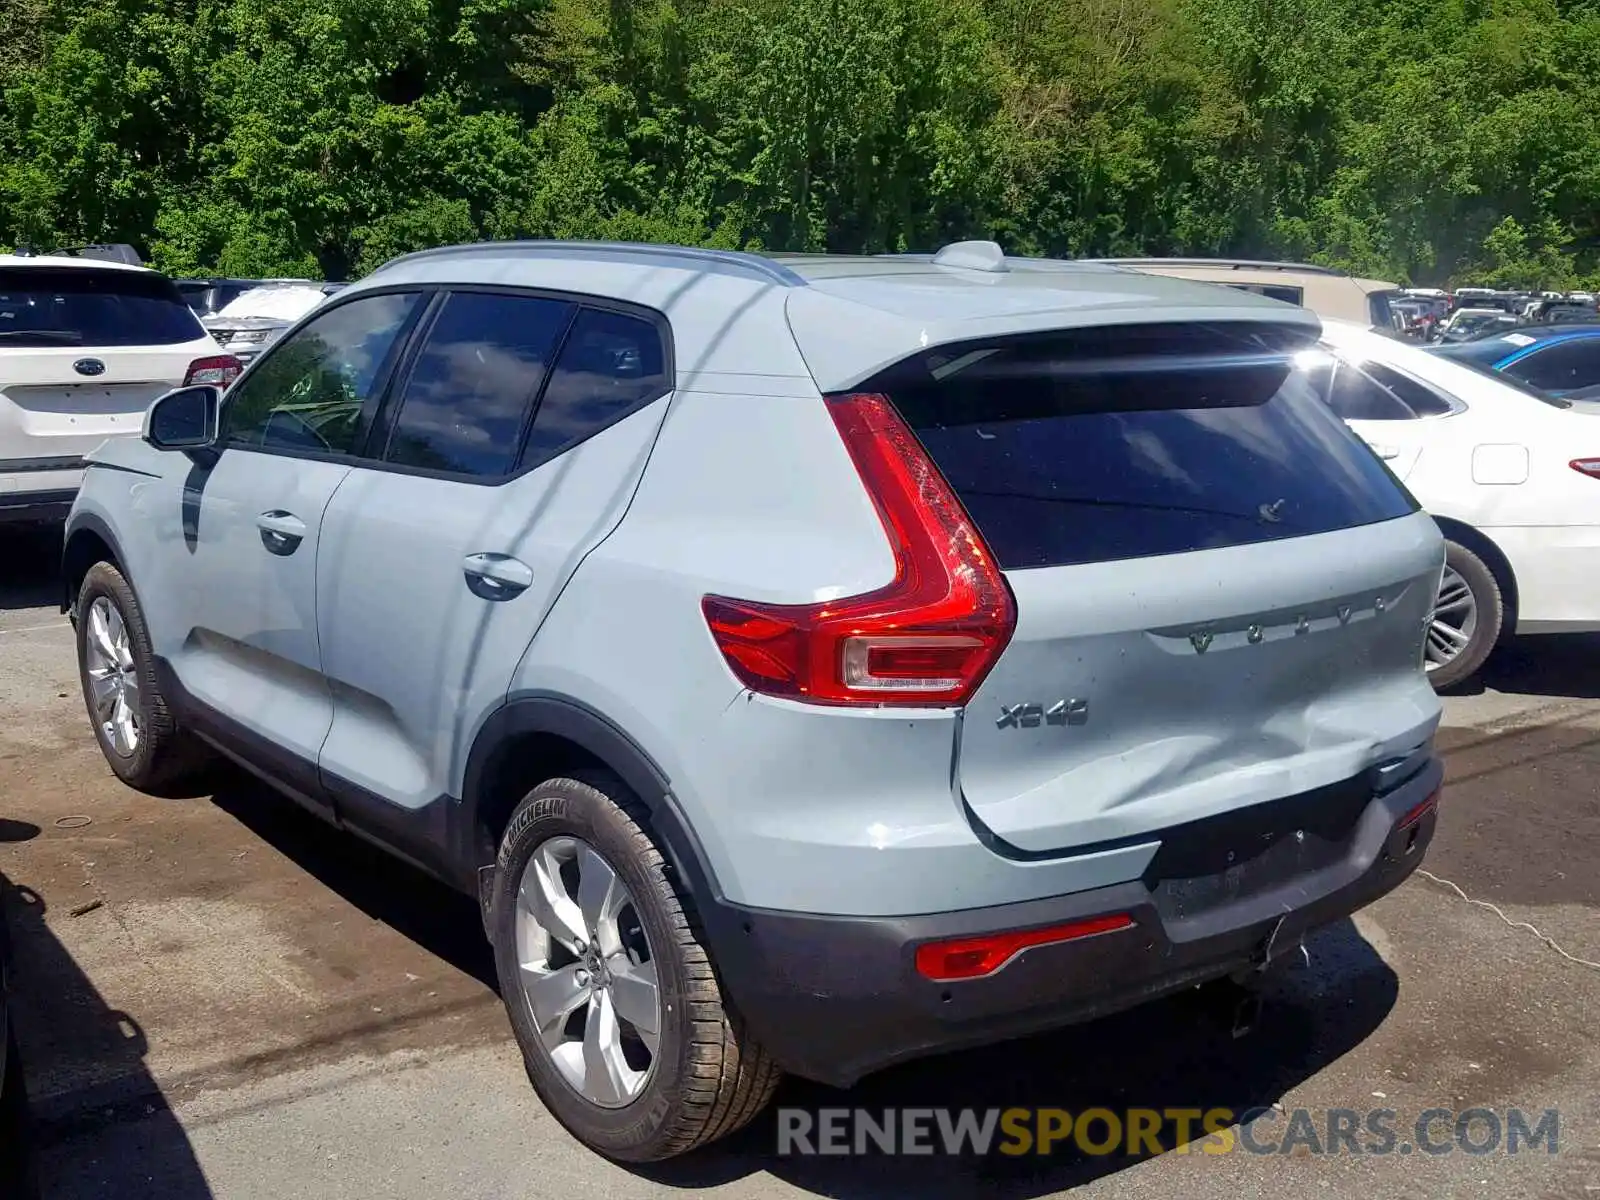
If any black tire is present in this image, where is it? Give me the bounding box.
[490,773,781,1162]
[0,1023,38,1200]
[74,562,210,792]
[1428,540,1503,691]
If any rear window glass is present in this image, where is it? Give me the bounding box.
[0,267,205,346]
[872,324,1419,571]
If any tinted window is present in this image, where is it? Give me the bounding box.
[223,292,420,455]
[1226,283,1304,305]
[1325,363,1413,421]
[523,308,670,464]
[384,292,574,477]
[876,325,1418,571]
[0,267,205,346]
[1505,339,1600,392]
[1360,362,1454,418]
[1368,290,1398,329]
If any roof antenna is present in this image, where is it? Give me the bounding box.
[931,240,1008,274]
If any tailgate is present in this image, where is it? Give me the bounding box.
[0,345,199,458]
[877,321,1444,855]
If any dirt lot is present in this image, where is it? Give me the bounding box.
[3,525,1598,1199]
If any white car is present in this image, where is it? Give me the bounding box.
[1,253,240,524]
[1312,320,1600,687]
[203,284,330,364]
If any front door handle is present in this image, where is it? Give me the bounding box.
[463,552,534,600]
[256,510,306,555]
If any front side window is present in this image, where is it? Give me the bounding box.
[221,292,421,456]
[382,292,576,477]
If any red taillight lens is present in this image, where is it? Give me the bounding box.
[1398,787,1441,830]
[914,914,1136,982]
[1570,458,1600,479]
[184,354,243,388]
[700,392,1016,707]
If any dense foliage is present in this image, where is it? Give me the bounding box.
[3,0,1600,286]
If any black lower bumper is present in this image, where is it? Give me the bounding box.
[706,756,1442,1088]
[0,489,76,526]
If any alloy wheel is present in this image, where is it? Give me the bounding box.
[1425,564,1477,672]
[514,836,660,1108]
[84,596,140,756]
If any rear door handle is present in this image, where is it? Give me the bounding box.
[463,552,534,600]
[256,510,306,555]
[1366,442,1401,461]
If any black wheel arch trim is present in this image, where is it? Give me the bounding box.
[463,692,728,913]
[60,509,126,616]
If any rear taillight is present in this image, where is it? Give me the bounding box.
[915,914,1136,982]
[700,392,1016,707]
[1571,458,1600,479]
[184,354,243,388]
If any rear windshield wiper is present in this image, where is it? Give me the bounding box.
[0,329,85,344]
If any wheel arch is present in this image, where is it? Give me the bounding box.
[461,694,725,925]
[1430,516,1519,639]
[60,512,125,617]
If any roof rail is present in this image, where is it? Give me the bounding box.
[1086,257,1348,278]
[53,242,144,266]
[371,239,809,287]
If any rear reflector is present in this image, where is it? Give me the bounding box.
[184,354,243,388]
[701,393,1016,707]
[1398,788,1440,830]
[914,913,1135,982]
[1570,458,1600,479]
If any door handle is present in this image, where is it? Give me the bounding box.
[1366,442,1401,461]
[256,510,306,555]
[463,552,534,600]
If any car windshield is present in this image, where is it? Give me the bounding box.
[0,266,205,346]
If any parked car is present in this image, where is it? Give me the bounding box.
[1429,322,1600,395]
[1433,307,1521,343]
[176,276,317,319]
[1086,257,1404,332]
[62,239,1445,1162]
[202,284,331,364]
[1311,320,1600,686]
[0,252,242,525]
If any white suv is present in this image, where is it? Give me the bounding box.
[0,252,239,524]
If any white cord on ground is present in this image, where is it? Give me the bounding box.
[1415,869,1600,973]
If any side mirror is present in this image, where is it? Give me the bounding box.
[143,385,221,451]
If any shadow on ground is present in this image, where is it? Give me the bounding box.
[3,820,211,1200]
[1442,632,1600,700]
[0,528,62,612]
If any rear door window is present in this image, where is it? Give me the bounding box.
[382,291,576,477]
[871,324,1418,571]
[0,267,206,347]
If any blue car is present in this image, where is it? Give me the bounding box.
[1430,323,1600,395]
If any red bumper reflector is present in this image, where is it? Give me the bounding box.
[914,913,1136,982]
[1398,787,1441,830]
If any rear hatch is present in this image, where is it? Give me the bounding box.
[873,322,1443,855]
[0,265,215,461]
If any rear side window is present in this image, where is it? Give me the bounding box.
[523,308,671,465]
[0,267,205,346]
[1324,361,1453,421]
[872,324,1418,571]
[384,292,576,477]
[1504,339,1600,392]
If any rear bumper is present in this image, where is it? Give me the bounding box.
[707,755,1441,1088]
[0,488,76,526]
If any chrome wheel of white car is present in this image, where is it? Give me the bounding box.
[515,835,660,1108]
[83,596,141,756]
[1425,564,1478,672]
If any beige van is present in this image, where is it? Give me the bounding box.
[1090,258,1403,331]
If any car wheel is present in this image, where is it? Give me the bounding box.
[491,772,781,1162]
[1425,541,1503,691]
[74,562,210,792]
